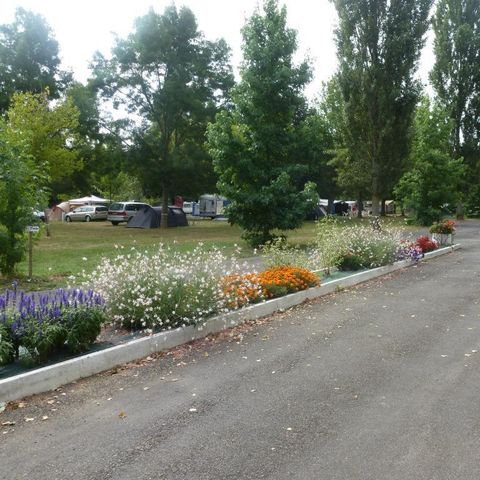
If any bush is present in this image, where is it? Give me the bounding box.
[262,237,321,270]
[88,244,248,331]
[416,235,438,253]
[0,287,106,365]
[337,252,364,271]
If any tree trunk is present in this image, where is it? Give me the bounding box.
[327,197,335,215]
[357,197,363,218]
[380,199,386,217]
[456,202,464,220]
[371,194,381,216]
[161,187,169,230]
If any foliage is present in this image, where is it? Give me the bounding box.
[87,244,249,331]
[0,7,71,113]
[262,237,321,271]
[394,97,465,225]
[0,287,105,365]
[431,0,480,212]
[429,219,456,235]
[207,0,317,246]
[7,91,82,185]
[317,219,406,272]
[0,117,46,275]
[91,5,234,224]
[332,0,432,214]
[337,226,402,270]
[415,236,438,253]
[315,216,344,273]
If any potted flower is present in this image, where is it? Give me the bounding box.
[429,220,456,245]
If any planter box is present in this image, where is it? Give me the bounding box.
[432,233,455,246]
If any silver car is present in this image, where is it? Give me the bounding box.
[107,202,149,225]
[65,205,108,222]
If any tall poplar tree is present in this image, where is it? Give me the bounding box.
[431,0,480,211]
[207,0,316,246]
[332,0,432,215]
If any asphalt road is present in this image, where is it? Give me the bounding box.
[1,221,480,480]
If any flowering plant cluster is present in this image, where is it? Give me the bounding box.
[429,220,456,235]
[256,266,320,298]
[262,237,321,271]
[87,243,251,331]
[335,225,404,271]
[396,241,424,262]
[223,266,319,306]
[415,235,438,253]
[0,285,105,365]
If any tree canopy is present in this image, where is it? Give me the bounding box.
[332,0,432,215]
[207,0,317,246]
[91,5,234,226]
[0,7,71,114]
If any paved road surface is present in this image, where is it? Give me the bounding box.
[1,221,479,480]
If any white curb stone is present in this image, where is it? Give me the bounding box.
[0,243,460,403]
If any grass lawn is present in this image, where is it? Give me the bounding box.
[1,215,415,291]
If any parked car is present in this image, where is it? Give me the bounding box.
[65,205,108,222]
[107,201,150,225]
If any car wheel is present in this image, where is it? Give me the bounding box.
[111,222,119,226]
[85,216,91,222]
[66,216,72,222]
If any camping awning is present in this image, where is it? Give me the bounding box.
[69,195,108,205]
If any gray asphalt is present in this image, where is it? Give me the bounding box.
[1,221,479,480]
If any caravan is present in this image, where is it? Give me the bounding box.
[194,194,230,219]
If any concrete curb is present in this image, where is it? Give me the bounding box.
[0,243,460,403]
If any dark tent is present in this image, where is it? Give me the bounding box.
[126,205,188,228]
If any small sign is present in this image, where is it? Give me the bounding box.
[26,225,40,233]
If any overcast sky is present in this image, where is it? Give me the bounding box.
[2,0,434,100]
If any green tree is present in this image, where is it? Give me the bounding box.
[0,7,71,113]
[332,0,432,215]
[0,120,47,275]
[431,0,480,213]
[207,0,317,246]
[394,97,465,225]
[7,91,82,188]
[91,5,233,228]
[318,76,370,215]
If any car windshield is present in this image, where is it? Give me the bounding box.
[109,203,124,210]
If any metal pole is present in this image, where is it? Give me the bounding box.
[28,230,33,279]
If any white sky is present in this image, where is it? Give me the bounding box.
[1,0,434,100]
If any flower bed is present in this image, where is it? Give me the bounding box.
[0,286,106,366]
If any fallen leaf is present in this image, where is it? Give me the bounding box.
[441,355,448,358]
[18,402,27,408]
[189,408,197,413]
[47,400,55,405]
[42,416,49,421]
[118,412,127,419]
[24,417,34,422]
[1,421,15,426]
[143,387,150,391]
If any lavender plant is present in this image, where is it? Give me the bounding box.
[0,285,106,364]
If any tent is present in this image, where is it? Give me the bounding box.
[126,205,188,228]
[69,195,108,206]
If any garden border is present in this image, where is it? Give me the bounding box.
[0,244,460,403]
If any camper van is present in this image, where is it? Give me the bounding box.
[195,194,229,218]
